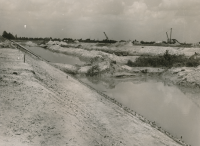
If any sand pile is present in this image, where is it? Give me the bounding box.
[0,39,12,48]
[46,40,67,46]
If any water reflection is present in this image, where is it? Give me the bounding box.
[79,77,200,146]
[26,46,84,65]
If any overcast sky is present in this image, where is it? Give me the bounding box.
[1,0,200,42]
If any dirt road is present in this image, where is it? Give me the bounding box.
[0,48,183,146]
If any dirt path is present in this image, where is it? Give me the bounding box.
[0,48,183,146]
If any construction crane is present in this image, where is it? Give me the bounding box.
[103,32,109,40]
[170,28,172,44]
[166,28,173,44]
[166,28,181,45]
[166,32,169,43]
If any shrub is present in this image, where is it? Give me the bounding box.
[126,50,200,68]
[111,60,116,64]
[86,65,100,76]
[89,56,103,64]
[186,60,199,67]
[127,60,135,66]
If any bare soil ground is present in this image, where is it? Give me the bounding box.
[0,47,184,146]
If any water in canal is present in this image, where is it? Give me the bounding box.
[79,77,200,146]
[26,46,84,65]
[25,45,200,146]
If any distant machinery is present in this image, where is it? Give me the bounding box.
[166,28,172,43]
[166,32,169,43]
[103,32,109,40]
[171,39,181,45]
[166,28,181,45]
[170,28,172,44]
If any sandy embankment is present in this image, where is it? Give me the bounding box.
[0,47,184,146]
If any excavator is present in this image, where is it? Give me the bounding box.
[103,32,109,40]
[166,28,181,45]
[171,39,181,45]
[102,32,117,44]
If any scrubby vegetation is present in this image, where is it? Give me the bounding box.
[86,65,100,76]
[185,60,200,67]
[127,50,200,67]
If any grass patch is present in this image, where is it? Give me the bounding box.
[127,50,200,67]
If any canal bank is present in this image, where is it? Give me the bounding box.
[0,47,185,145]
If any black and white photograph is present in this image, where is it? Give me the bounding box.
[0,0,200,146]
